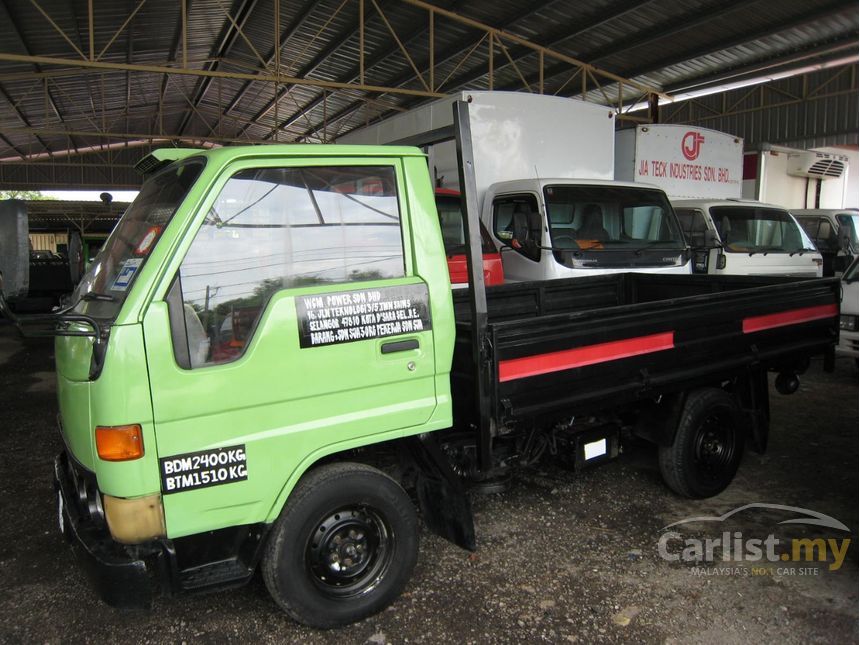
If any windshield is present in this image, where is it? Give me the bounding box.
[72,159,204,320]
[435,194,496,255]
[710,206,815,254]
[544,185,686,269]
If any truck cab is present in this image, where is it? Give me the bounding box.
[50,144,456,623]
[673,199,823,277]
[483,178,688,282]
[791,208,858,276]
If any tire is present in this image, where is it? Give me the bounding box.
[262,462,418,628]
[658,388,744,499]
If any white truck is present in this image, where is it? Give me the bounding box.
[338,91,691,282]
[838,256,859,361]
[790,208,858,276]
[615,125,822,277]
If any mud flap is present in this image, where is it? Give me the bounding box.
[404,434,476,551]
[738,368,770,454]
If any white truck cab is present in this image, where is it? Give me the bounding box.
[838,256,859,360]
[791,208,858,276]
[338,91,691,282]
[673,199,823,277]
[483,178,687,281]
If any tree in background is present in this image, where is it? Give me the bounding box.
[0,190,55,200]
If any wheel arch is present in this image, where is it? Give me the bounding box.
[263,428,413,525]
[634,369,769,452]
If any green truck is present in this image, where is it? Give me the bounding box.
[0,102,840,628]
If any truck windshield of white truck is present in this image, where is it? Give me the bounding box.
[709,205,816,255]
[534,185,686,269]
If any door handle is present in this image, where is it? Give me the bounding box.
[381,339,419,354]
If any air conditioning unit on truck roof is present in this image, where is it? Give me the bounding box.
[787,151,848,179]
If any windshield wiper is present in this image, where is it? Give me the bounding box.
[81,291,117,302]
[788,247,816,257]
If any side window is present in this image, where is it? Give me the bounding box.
[173,165,404,368]
[492,194,541,262]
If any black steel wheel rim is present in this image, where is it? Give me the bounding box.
[307,505,393,599]
[692,409,737,482]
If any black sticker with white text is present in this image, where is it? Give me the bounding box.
[159,445,248,494]
[296,284,432,348]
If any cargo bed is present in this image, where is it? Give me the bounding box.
[452,273,839,426]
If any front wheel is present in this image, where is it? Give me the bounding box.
[262,462,418,628]
[658,388,744,498]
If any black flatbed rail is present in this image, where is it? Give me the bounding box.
[451,273,839,426]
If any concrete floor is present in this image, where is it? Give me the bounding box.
[0,326,857,644]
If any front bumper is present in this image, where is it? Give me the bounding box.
[54,452,154,609]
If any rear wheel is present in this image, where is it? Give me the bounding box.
[262,462,418,628]
[658,388,744,498]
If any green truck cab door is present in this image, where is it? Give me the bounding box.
[142,158,438,539]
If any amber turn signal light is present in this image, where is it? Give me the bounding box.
[95,425,144,461]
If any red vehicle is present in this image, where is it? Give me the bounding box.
[435,188,504,286]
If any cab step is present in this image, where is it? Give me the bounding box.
[179,559,253,592]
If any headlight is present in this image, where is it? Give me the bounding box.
[840,315,858,332]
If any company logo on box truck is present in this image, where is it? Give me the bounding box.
[682,131,705,161]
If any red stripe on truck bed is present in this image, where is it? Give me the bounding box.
[498,332,675,382]
[743,304,838,334]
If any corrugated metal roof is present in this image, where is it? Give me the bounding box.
[0,0,855,188]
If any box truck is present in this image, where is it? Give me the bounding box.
[339,92,691,282]
[615,125,822,277]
